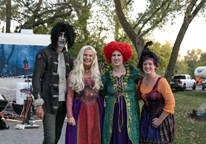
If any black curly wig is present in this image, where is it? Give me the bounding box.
[138,41,160,72]
[51,22,76,50]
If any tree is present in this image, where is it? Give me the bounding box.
[154,41,173,76]
[183,48,203,78]
[12,0,74,32]
[0,0,18,32]
[113,0,205,82]
[173,54,189,75]
[114,0,176,57]
[199,52,206,66]
[0,0,101,33]
[6,0,11,33]
[174,60,189,75]
[164,0,206,82]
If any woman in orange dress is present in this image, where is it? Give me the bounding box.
[137,41,175,144]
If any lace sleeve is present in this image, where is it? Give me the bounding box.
[66,73,74,118]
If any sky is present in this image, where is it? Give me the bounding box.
[150,16,206,59]
[133,1,206,59]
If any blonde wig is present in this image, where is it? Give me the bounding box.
[69,45,103,93]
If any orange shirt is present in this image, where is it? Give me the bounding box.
[138,78,175,114]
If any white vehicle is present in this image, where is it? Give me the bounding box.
[170,74,196,91]
[0,30,50,104]
[194,66,206,90]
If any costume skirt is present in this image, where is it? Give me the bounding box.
[140,106,175,144]
[110,96,132,144]
[65,97,104,144]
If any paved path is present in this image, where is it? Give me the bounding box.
[0,117,67,144]
[187,86,206,92]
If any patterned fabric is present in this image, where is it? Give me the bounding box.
[73,77,99,105]
[140,107,175,144]
[100,66,142,144]
[139,77,165,115]
[77,99,101,144]
[138,77,175,144]
[139,78,175,114]
[65,76,104,144]
[110,75,132,144]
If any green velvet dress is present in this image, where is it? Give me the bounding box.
[100,66,141,144]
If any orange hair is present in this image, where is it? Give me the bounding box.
[103,41,133,63]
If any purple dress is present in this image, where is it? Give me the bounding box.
[65,77,104,144]
[110,75,132,144]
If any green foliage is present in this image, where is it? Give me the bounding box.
[182,48,204,78]
[199,52,206,66]
[148,40,173,76]
[174,60,189,75]
[68,2,110,72]
[0,0,6,21]
[133,0,181,36]
[2,0,204,78]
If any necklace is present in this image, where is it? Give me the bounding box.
[84,67,91,73]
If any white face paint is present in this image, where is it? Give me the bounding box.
[57,32,67,52]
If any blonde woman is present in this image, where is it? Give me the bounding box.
[65,46,104,144]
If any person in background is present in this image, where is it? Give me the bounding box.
[137,41,175,144]
[101,41,142,144]
[1,64,12,77]
[32,22,76,144]
[65,46,104,144]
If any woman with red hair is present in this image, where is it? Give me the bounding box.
[101,41,142,144]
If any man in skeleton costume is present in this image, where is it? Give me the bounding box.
[32,22,76,144]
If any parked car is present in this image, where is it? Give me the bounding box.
[170,74,196,91]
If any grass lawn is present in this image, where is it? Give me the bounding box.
[139,90,206,144]
[173,91,206,144]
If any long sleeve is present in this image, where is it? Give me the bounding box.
[66,73,74,118]
[100,73,107,99]
[137,80,142,101]
[133,66,142,101]
[133,66,142,84]
[158,78,175,114]
[32,49,47,104]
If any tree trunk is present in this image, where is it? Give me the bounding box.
[164,0,206,82]
[113,0,144,57]
[6,0,11,33]
[164,21,189,82]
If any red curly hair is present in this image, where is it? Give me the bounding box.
[103,41,133,63]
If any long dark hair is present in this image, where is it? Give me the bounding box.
[51,22,76,50]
